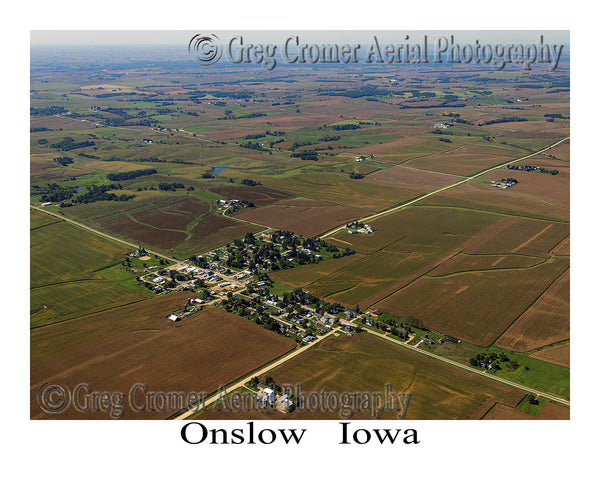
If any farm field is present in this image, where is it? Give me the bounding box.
[193,333,527,420]
[482,401,569,420]
[30,43,570,421]
[496,269,570,352]
[234,201,370,238]
[531,343,570,368]
[31,300,296,419]
[374,257,569,346]
[403,143,520,176]
[30,209,148,328]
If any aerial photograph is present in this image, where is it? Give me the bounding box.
[30,30,570,422]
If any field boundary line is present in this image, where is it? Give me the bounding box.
[319,136,570,240]
[492,264,570,350]
[30,206,180,262]
[353,327,570,406]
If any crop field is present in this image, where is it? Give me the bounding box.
[209,185,293,205]
[234,201,370,238]
[263,172,417,211]
[531,343,570,368]
[301,206,499,306]
[428,253,547,276]
[481,401,569,420]
[100,214,188,251]
[364,165,464,192]
[269,254,365,289]
[551,235,570,255]
[195,333,526,420]
[496,269,570,352]
[419,182,570,222]
[403,143,520,176]
[30,47,570,420]
[184,214,263,254]
[374,257,569,346]
[30,209,149,328]
[31,300,296,419]
[132,199,209,231]
[459,216,569,257]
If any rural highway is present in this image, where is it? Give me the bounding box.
[320,136,570,239]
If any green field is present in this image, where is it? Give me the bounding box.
[30,209,148,328]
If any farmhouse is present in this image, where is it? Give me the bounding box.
[168,314,179,322]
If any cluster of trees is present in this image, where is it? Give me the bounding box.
[468,352,519,371]
[53,156,74,167]
[106,168,157,181]
[50,137,96,151]
[507,165,559,175]
[318,85,389,98]
[328,123,361,131]
[243,130,285,139]
[291,150,318,161]
[62,184,134,206]
[158,182,185,191]
[480,117,527,126]
[241,178,260,186]
[239,141,270,152]
[348,172,365,179]
[318,135,341,142]
[33,183,75,203]
[30,106,67,115]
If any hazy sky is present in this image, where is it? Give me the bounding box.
[30,30,570,46]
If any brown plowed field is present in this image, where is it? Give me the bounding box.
[531,343,570,368]
[459,216,569,257]
[234,203,370,238]
[551,235,570,255]
[374,257,569,347]
[101,214,188,251]
[186,214,262,253]
[482,401,569,420]
[428,253,546,277]
[420,184,570,222]
[365,165,464,192]
[31,298,295,419]
[210,185,293,206]
[404,144,516,176]
[496,269,570,352]
[129,198,209,232]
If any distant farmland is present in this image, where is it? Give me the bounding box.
[31,300,296,419]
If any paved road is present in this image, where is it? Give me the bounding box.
[320,136,570,239]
